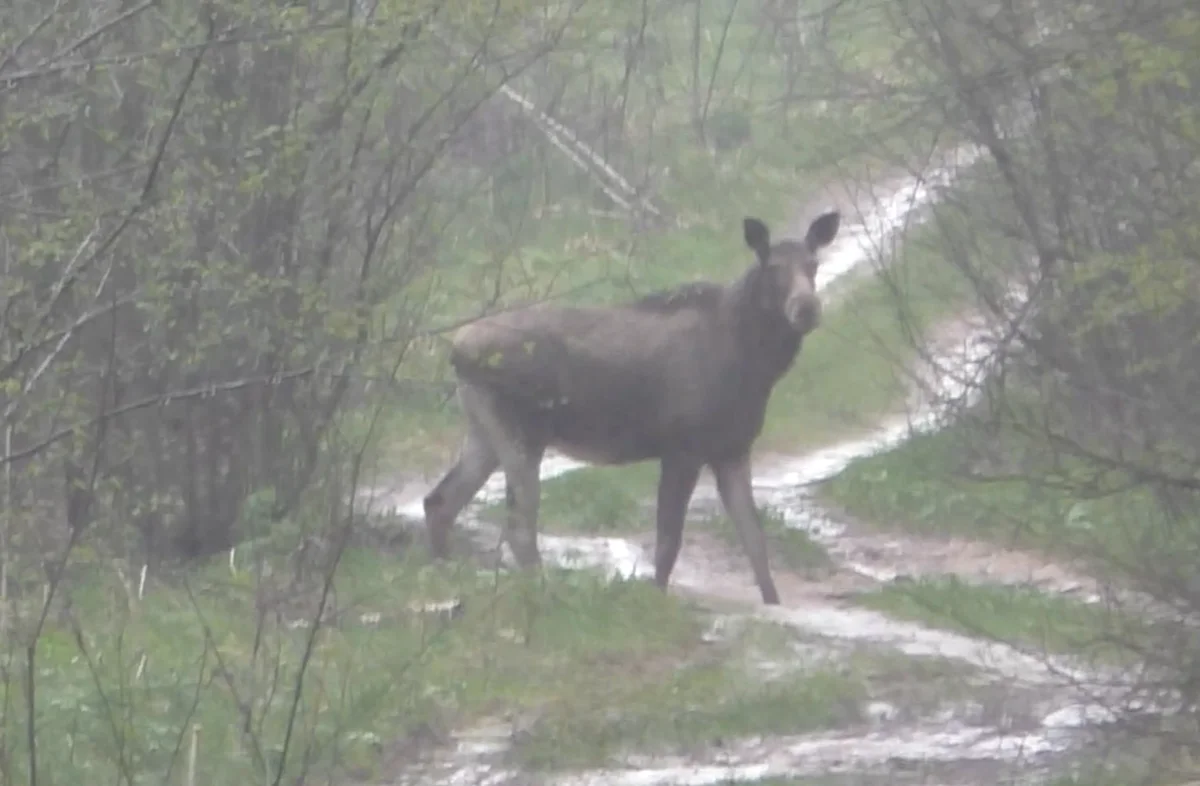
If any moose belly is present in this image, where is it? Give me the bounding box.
[550,440,649,466]
[543,410,663,466]
[534,388,773,466]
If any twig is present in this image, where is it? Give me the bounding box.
[4,14,213,393]
[428,25,664,221]
[187,725,200,786]
[3,366,318,465]
[38,1,159,75]
[0,0,63,76]
[2,290,138,424]
[698,0,740,134]
[158,642,209,786]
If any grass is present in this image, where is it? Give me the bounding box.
[511,614,1000,770]
[853,576,1142,664]
[704,506,834,577]
[816,420,1200,572]
[724,767,1165,786]
[817,426,1069,546]
[732,762,1193,786]
[480,463,654,534]
[844,647,982,717]
[4,543,707,784]
[512,657,863,770]
[510,614,866,770]
[477,468,832,577]
[817,417,1190,667]
[1040,759,1192,786]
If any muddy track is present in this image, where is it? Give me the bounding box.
[379,425,1137,786]
[357,152,1162,786]
[364,454,1129,786]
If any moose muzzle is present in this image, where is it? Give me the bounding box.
[784,289,821,334]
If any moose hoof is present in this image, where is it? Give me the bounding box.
[425,528,451,561]
[423,496,452,560]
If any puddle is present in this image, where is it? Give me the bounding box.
[392,718,1072,786]
[760,602,1083,687]
[546,723,1074,786]
[538,534,654,580]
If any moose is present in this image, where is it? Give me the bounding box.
[423,210,841,604]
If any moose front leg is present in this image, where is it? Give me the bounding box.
[712,454,780,605]
[653,457,702,590]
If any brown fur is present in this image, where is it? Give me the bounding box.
[424,212,841,604]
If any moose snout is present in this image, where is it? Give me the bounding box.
[784,290,821,333]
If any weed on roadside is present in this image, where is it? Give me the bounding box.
[10,546,705,784]
[510,614,1016,771]
[511,634,865,770]
[852,575,1145,665]
[817,423,1200,582]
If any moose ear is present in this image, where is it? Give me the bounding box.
[805,210,841,251]
[743,217,770,264]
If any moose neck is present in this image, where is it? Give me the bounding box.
[722,264,805,390]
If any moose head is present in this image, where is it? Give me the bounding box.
[743,210,841,334]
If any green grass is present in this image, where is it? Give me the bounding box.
[817,417,1191,667]
[816,420,1200,572]
[511,614,998,770]
[734,767,1149,786]
[512,657,863,770]
[704,506,833,577]
[1041,759,1187,786]
[817,426,1068,546]
[479,468,832,577]
[4,545,707,784]
[480,463,655,534]
[853,575,1141,664]
[719,768,1162,786]
[510,615,866,770]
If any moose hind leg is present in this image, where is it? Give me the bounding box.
[423,427,498,559]
[712,454,780,605]
[457,382,544,569]
[500,447,544,569]
[653,457,702,590]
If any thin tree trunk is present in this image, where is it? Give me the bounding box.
[691,0,704,143]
